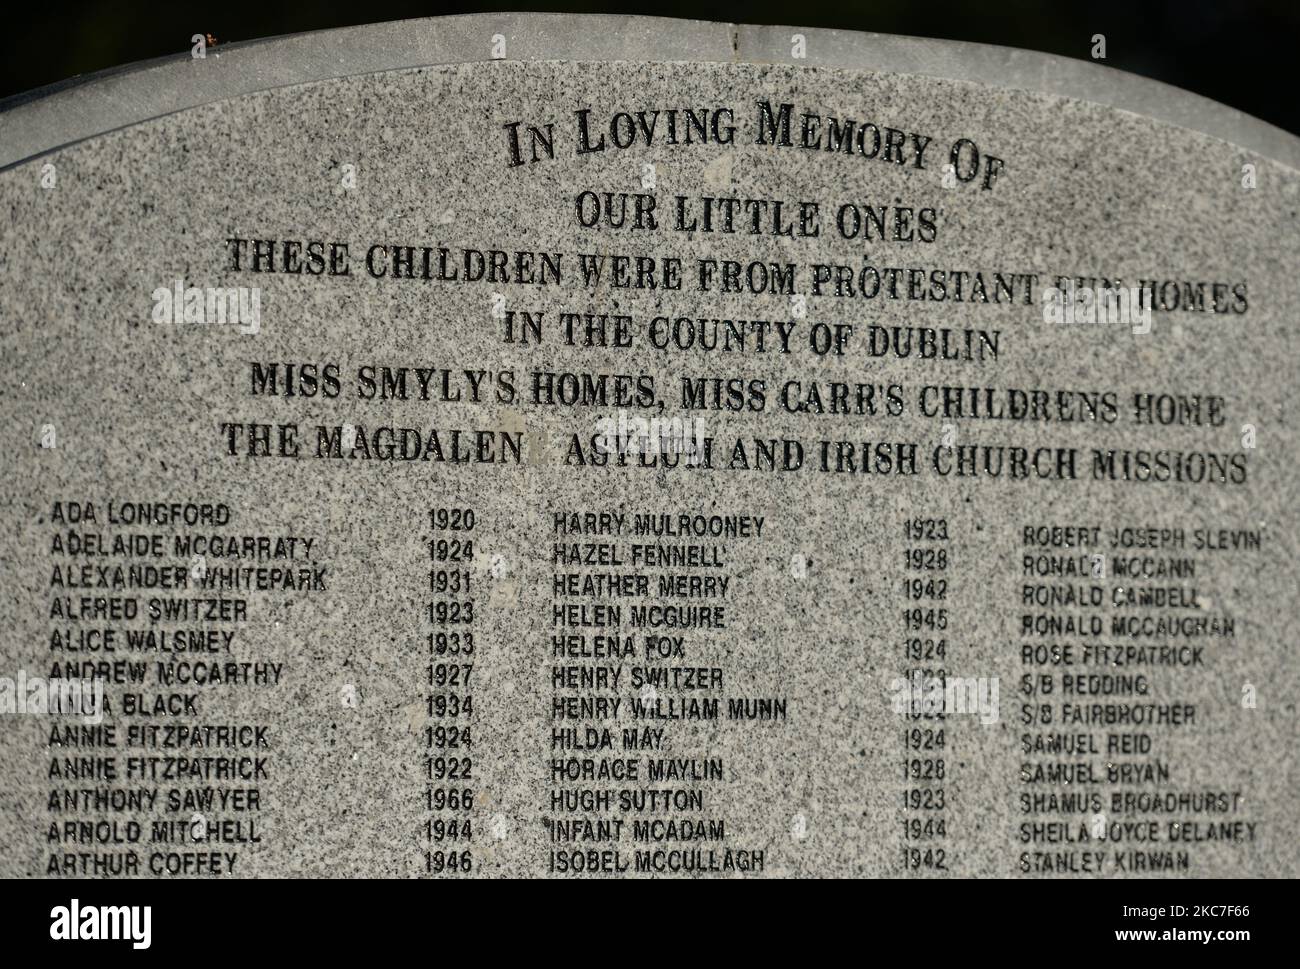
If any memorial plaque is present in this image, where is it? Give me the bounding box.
[1,14,1297,881]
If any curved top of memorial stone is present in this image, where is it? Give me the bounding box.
[1,12,1298,172]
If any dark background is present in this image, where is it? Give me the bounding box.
[2,0,1297,134]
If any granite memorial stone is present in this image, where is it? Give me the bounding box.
[0,14,1297,878]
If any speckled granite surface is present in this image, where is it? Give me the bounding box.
[0,17,1297,878]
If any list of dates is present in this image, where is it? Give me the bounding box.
[32,497,1265,877]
